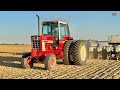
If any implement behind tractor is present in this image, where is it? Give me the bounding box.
[21,15,89,70]
[88,35,120,60]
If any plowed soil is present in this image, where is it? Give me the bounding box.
[0,45,120,79]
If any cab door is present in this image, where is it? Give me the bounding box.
[59,23,72,41]
[58,23,73,49]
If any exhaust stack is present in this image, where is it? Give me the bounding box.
[36,15,40,35]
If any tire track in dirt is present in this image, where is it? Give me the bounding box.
[87,61,120,79]
[70,60,116,79]
[44,60,98,79]
[99,61,120,79]
[1,51,120,79]
[48,60,112,79]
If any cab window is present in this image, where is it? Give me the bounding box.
[60,24,69,39]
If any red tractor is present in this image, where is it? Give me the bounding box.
[21,15,89,70]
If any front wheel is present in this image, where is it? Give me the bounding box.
[44,54,56,71]
[21,56,33,69]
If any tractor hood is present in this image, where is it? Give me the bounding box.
[31,35,54,41]
[40,35,54,41]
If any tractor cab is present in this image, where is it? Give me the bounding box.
[42,21,73,47]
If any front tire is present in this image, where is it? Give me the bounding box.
[21,56,33,69]
[44,54,56,71]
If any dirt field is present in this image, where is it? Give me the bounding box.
[0,45,120,79]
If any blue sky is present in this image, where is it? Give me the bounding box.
[0,11,119,44]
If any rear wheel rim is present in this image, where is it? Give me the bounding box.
[80,45,86,61]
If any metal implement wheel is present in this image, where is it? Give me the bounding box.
[102,49,107,60]
[93,48,98,59]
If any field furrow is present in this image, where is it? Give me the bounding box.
[0,45,120,79]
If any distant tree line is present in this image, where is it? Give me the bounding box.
[0,43,30,45]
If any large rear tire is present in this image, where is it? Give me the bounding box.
[70,40,89,65]
[44,54,56,71]
[63,40,75,65]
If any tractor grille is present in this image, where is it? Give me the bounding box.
[31,36,40,51]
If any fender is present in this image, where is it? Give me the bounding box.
[22,52,31,58]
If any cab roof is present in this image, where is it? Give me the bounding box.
[42,21,67,25]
